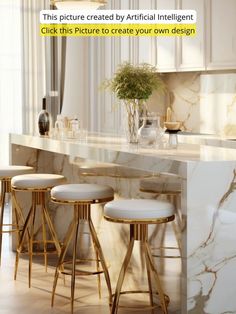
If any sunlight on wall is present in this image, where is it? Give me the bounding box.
[0,0,22,164]
[200,74,236,136]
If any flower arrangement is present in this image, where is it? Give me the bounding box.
[104,62,165,105]
[103,62,165,143]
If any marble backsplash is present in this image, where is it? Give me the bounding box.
[147,71,236,136]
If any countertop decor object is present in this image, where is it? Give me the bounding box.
[164,122,181,149]
[38,97,50,136]
[104,62,165,143]
[138,115,164,147]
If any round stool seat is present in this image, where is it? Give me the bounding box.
[0,165,34,178]
[140,176,181,194]
[104,199,175,222]
[51,184,114,202]
[11,173,65,189]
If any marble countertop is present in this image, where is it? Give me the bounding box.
[10,133,236,167]
[178,132,236,149]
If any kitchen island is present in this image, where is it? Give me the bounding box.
[10,133,236,314]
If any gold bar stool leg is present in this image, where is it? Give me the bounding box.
[51,220,76,307]
[11,173,65,286]
[111,237,135,314]
[71,218,80,314]
[0,180,6,266]
[28,192,37,288]
[14,202,33,281]
[41,199,48,272]
[104,199,174,314]
[143,242,154,313]
[0,166,34,266]
[94,246,102,299]
[50,183,114,312]
[145,241,168,314]
[88,218,112,304]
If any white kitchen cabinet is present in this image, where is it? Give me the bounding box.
[178,0,205,71]
[138,0,156,66]
[156,0,177,72]
[206,0,236,70]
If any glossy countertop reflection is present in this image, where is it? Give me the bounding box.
[10,133,236,163]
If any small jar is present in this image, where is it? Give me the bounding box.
[138,116,164,147]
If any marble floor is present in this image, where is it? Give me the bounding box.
[0,205,181,314]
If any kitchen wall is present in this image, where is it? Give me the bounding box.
[160,71,236,136]
[61,49,236,137]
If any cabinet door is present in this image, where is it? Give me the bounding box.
[206,0,236,70]
[137,0,156,66]
[178,0,205,71]
[156,0,177,72]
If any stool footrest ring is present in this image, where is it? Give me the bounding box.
[152,246,181,258]
[110,290,170,310]
[59,258,108,276]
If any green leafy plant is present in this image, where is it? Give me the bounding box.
[104,62,165,102]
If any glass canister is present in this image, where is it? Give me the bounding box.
[138,116,164,147]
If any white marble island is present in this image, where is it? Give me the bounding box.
[10,133,236,314]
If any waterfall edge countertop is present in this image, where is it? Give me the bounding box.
[10,133,236,314]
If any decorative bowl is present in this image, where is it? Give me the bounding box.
[164,121,181,130]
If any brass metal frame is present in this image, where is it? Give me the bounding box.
[51,196,113,313]
[0,178,25,266]
[12,186,61,288]
[103,219,173,314]
[103,215,175,225]
[140,188,182,259]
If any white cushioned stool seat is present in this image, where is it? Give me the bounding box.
[11,173,65,189]
[104,199,175,220]
[0,165,34,178]
[140,176,181,193]
[51,184,114,201]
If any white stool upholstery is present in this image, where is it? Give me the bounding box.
[11,173,65,189]
[51,184,114,201]
[140,176,181,194]
[12,173,65,287]
[0,165,34,266]
[51,183,114,313]
[104,199,174,220]
[0,165,34,178]
[103,199,175,313]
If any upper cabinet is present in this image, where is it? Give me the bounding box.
[206,0,236,70]
[178,0,205,71]
[136,0,236,72]
[155,0,177,72]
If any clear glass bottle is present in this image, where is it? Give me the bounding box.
[138,116,164,147]
[38,97,50,136]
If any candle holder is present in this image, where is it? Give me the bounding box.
[164,122,181,149]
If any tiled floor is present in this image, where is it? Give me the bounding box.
[0,206,181,314]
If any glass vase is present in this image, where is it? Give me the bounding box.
[124,99,141,144]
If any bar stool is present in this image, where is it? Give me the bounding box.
[104,199,175,314]
[50,183,114,313]
[140,175,182,258]
[11,173,65,287]
[0,165,34,265]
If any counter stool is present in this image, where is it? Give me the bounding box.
[140,175,182,258]
[104,199,175,314]
[0,165,34,265]
[11,173,65,287]
[50,183,114,313]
